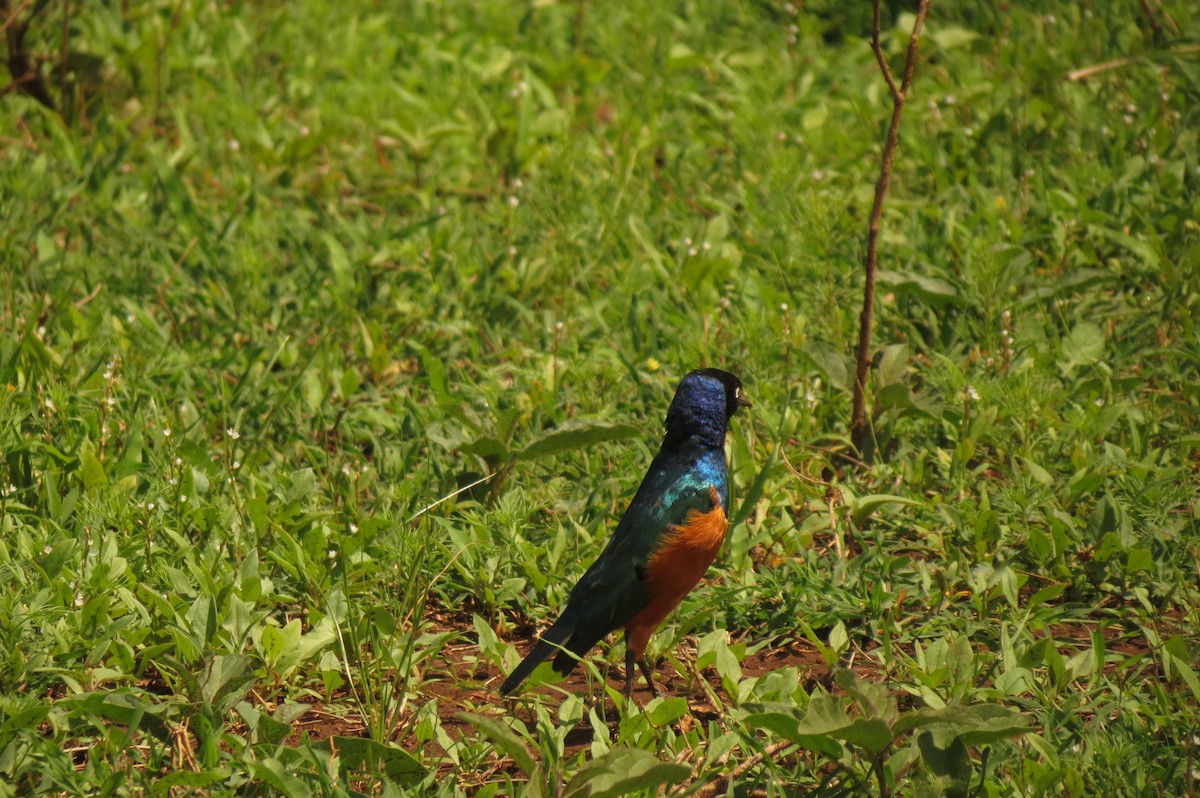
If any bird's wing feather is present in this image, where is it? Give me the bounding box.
[551,449,725,661]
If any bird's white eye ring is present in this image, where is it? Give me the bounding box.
[734,386,740,398]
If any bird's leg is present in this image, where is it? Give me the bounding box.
[637,657,659,697]
[624,647,636,698]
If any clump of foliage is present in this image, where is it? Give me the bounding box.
[1,0,1197,795]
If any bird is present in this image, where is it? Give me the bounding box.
[500,368,750,698]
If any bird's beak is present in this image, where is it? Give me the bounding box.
[737,394,752,409]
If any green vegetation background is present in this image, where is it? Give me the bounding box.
[1,0,1198,795]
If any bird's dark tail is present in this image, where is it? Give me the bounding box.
[500,624,574,695]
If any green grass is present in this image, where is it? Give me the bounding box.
[2,0,1199,795]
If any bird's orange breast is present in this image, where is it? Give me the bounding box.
[625,487,729,656]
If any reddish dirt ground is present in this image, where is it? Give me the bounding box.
[278,602,1172,767]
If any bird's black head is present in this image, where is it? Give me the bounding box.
[664,368,750,446]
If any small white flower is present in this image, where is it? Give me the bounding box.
[227,428,240,440]
[42,544,52,554]
[179,495,187,503]
[168,478,178,486]
[299,125,310,137]
[555,321,564,332]
[174,457,182,466]
[507,246,517,256]
[780,303,789,312]
[702,241,711,251]
[162,428,172,438]
[232,460,240,470]
[507,195,519,207]
[229,139,240,152]
[75,593,85,608]
[811,169,824,181]
[349,523,358,533]
[965,385,980,402]
[328,549,338,559]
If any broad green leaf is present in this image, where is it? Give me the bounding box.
[803,104,828,130]
[645,696,689,726]
[898,704,1030,747]
[235,700,292,745]
[876,269,966,307]
[917,732,973,798]
[839,718,894,754]
[198,653,255,714]
[803,341,851,392]
[563,746,691,798]
[875,383,943,419]
[1058,322,1105,375]
[930,25,980,50]
[877,343,909,387]
[850,494,922,525]
[58,691,171,741]
[312,735,425,782]
[515,419,639,461]
[297,615,338,662]
[79,440,107,492]
[462,435,509,459]
[836,670,898,726]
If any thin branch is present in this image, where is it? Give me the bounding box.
[1065,56,1136,82]
[870,0,899,101]
[1066,44,1198,82]
[849,0,932,461]
[0,0,32,34]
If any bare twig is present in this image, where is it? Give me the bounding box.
[1067,44,1199,82]
[1065,56,1136,82]
[689,740,795,798]
[0,0,32,34]
[848,0,933,461]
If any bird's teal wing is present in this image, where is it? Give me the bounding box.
[548,445,727,669]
